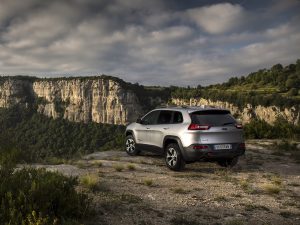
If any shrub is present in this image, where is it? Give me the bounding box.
[0,167,90,225]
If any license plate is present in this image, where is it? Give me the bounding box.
[214,144,232,150]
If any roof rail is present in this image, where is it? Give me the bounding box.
[155,104,178,108]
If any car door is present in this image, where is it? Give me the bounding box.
[149,110,173,148]
[135,110,159,145]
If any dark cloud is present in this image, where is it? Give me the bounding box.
[0,0,299,86]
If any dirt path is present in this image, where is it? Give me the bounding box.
[31,140,300,225]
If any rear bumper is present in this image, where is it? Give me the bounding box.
[182,143,245,162]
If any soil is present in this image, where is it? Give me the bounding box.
[30,140,300,225]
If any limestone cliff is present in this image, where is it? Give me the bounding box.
[0,76,299,125]
[0,77,142,125]
[171,98,299,125]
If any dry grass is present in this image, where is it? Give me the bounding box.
[127,164,136,171]
[80,174,100,191]
[214,195,227,202]
[238,179,258,194]
[170,188,189,194]
[270,174,282,185]
[113,164,124,172]
[262,183,281,194]
[225,219,244,225]
[143,179,154,186]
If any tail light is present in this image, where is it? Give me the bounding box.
[193,145,209,150]
[235,124,243,129]
[239,143,246,149]
[188,124,211,130]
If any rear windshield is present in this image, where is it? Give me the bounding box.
[190,110,236,126]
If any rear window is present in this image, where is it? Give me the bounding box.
[190,110,236,126]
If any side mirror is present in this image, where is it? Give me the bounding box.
[136,118,142,124]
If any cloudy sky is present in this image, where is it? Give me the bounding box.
[0,0,300,86]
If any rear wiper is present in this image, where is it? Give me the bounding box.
[222,122,235,126]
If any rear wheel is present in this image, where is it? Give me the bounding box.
[165,143,185,171]
[217,157,239,168]
[125,135,140,156]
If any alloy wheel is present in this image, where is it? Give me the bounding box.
[166,147,177,167]
[126,138,135,153]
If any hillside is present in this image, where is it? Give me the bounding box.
[170,59,300,109]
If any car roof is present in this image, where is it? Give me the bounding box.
[154,105,230,113]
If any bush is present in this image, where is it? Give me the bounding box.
[244,118,300,139]
[0,166,90,225]
[0,136,91,224]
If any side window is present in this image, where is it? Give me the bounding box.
[172,111,183,124]
[141,110,159,125]
[157,110,172,124]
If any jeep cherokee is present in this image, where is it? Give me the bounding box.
[125,106,245,171]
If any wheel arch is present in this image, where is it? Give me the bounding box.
[125,130,134,137]
[163,136,188,160]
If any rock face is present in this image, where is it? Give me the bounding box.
[0,79,33,107]
[0,77,142,125]
[0,77,299,125]
[171,98,299,125]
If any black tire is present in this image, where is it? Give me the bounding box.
[217,157,239,168]
[165,143,185,171]
[125,135,140,156]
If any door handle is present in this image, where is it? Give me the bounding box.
[163,127,169,130]
[146,127,151,129]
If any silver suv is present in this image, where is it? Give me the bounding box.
[125,106,245,171]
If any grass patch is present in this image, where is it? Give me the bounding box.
[44,156,66,165]
[143,179,154,186]
[76,162,92,169]
[80,174,100,192]
[288,182,300,187]
[127,164,136,171]
[214,195,227,202]
[114,164,124,172]
[215,169,237,183]
[99,191,142,211]
[262,183,281,195]
[171,188,190,194]
[270,174,282,185]
[170,216,201,225]
[243,203,270,211]
[238,178,258,194]
[225,219,244,225]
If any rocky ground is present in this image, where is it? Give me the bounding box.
[32,140,300,225]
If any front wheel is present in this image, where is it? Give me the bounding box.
[217,157,239,168]
[165,143,185,171]
[125,135,140,156]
